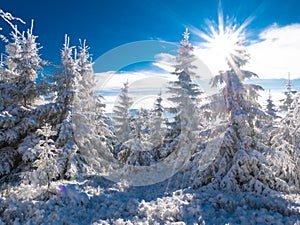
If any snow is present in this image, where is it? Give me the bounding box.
[1,175,300,224]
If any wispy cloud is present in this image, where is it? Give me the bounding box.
[245,23,300,79]
[152,53,175,73]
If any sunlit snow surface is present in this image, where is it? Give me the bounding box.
[1,174,300,224]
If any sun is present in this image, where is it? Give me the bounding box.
[204,25,239,61]
[193,5,252,73]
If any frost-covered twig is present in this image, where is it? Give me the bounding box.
[0,9,25,42]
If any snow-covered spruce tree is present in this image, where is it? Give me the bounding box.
[28,123,60,189]
[268,93,300,191]
[167,28,203,142]
[113,81,133,144]
[48,35,78,178]
[0,21,64,179]
[54,36,113,178]
[161,28,204,167]
[73,40,114,175]
[266,90,278,118]
[149,92,167,149]
[0,23,44,145]
[1,21,43,108]
[77,41,116,153]
[279,73,297,112]
[0,20,22,110]
[118,108,153,166]
[192,29,292,194]
[200,93,222,123]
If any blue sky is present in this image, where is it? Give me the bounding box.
[1,0,300,111]
[1,0,300,65]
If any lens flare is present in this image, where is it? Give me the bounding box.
[192,4,253,74]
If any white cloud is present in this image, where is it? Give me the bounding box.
[245,24,300,79]
[95,71,177,112]
[95,70,177,91]
[153,53,175,72]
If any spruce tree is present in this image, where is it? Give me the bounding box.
[149,92,167,148]
[53,35,79,178]
[30,123,60,189]
[167,28,202,139]
[279,73,297,112]
[269,93,300,191]
[73,39,113,176]
[1,22,43,108]
[55,36,113,178]
[0,22,61,178]
[0,11,25,109]
[266,90,277,117]
[113,81,133,143]
[118,108,152,166]
[192,25,292,193]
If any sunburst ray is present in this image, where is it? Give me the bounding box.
[193,4,253,76]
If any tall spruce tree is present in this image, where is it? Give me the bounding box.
[192,24,292,193]
[54,35,79,178]
[167,28,203,139]
[73,40,113,175]
[0,22,61,178]
[55,36,113,178]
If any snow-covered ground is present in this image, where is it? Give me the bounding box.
[1,168,300,225]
